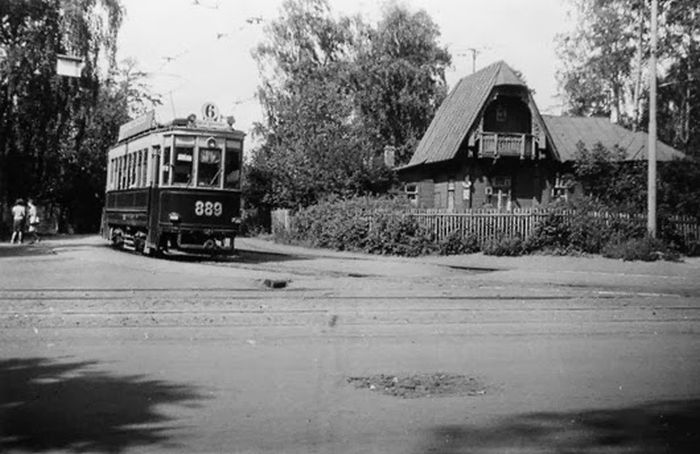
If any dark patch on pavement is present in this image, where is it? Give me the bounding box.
[417,399,700,453]
[347,373,486,399]
[442,264,499,273]
[0,357,206,453]
[263,279,288,289]
[0,244,56,258]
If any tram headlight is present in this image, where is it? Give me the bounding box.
[168,212,181,223]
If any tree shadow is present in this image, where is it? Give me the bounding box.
[0,357,206,453]
[416,399,700,453]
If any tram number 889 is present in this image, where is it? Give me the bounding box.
[195,200,223,217]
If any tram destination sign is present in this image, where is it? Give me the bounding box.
[118,111,156,142]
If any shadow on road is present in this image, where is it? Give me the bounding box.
[0,357,206,453]
[0,244,56,258]
[161,248,312,265]
[417,399,700,453]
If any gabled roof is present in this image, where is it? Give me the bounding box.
[403,61,528,169]
[542,115,685,162]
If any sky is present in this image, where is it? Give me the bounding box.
[116,0,575,147]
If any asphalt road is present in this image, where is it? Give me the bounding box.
[1,236,699,453]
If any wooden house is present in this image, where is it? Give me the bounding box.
[398,61,685,210]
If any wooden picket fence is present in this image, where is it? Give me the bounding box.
[272,207,700,246]
[409,210,553,244]
[407,208,700,245]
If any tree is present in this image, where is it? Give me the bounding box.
[555,0,639,121]
[573,141,700,218]
[556,0,700,156]
[0,1,158,232]
[351,4,450,165]
[248,0,449,211]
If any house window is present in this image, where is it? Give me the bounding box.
[405,183,418,206]
[496,105,507,122]
[552,173,575,202]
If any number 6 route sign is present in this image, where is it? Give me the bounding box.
[201,102,220,121]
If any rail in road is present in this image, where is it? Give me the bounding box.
[2,287,698,335]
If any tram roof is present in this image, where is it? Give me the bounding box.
[115,119,246,146]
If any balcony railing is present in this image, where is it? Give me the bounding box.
[479,132,534,159]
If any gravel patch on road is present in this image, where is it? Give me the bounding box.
[347,373,486,398]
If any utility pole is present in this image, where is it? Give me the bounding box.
[647,0,658,237]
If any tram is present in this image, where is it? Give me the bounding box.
[101,104,244,256]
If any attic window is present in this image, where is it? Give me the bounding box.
[496,105,507,122]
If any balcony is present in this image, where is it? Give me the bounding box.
[479,132,534,159]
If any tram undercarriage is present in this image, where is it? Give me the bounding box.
[109,226,236,256]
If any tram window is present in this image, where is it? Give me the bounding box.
[224,148,241,189]
[109,159,114,189]
[128,153,135,188]
[135,152,141,187]
[162,146,171,185]
[120,156,126,189]
[134,153,139,187]
[173,147,193,185]
[141,150,148,186]
[198,148,222,187]
[112,159,117,190]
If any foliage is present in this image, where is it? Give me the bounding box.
[526,201,647,255]
[481,235,525,257]
[438,230,479,256]
[0,0,159,232]
[556,0,700,156]
[556,0,638,120]
[276,196,437,256]
[573,142,700,219]
[351,5,450,165]
[364,212,436,257]
[602,236,680,261]
[248,0,449,209]
[276,195,694,260]
[658,158,700,220]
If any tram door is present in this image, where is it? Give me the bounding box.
[151,146,160,187]
[145,146,161,251]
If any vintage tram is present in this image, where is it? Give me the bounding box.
[101,105,244,256]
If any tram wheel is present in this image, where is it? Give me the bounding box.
[111,229,124,249]
[133,237,145,254]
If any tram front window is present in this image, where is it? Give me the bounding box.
[224,148,241,189]
[173,147,193,185]
[198,148,222,187]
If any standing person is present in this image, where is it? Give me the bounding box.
[10,199,26,244]
[26,198,40,244]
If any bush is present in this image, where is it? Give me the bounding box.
[527,197,648,255]
[365,213,436,256]
[601,236,681,262]
[684,239,700,257]
[439,230,480,255]
[482,235,525,256]
[278,196,436,256]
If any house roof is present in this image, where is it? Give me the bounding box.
[542,115,685,162]
[402,61,528,169]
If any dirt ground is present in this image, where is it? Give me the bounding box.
[1,235,699,453]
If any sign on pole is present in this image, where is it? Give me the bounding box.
[56,54,84,78]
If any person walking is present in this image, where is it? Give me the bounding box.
[26,198,40,244]
[10,199,26,244]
